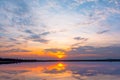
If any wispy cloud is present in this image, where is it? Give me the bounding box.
[0,48,31,53]
[0,45,15,48]
[97,30,110,34]
[74,37,88,41]
[45,48,65,53]
[24,29,50,43]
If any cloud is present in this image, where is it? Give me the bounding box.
[44,48,65,53]
[24,30,50,43]
[27,34,49,43]
[40,31,50,35]
[9,38,17,41]
[72,37,88,48]
[0,0,32,26]
[33,38,49,43]
[0,24,6,32]
[64,45,120,59]
[0,45,15,48]
[97,30,110,34]
[24,30,33,34]
[74,37,88,41]
[68,46,120,54]
[0,48,31,53]
[24,29,50,35]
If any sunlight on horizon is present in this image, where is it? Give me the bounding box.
[55,51,66,59]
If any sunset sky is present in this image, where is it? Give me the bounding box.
[0,0,120,59]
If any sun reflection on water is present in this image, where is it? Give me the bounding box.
[47,63,66,71]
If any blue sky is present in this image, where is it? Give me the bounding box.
[0,0,120,59]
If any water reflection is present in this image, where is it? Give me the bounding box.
[0,62,120,80]
[46,63,66,71]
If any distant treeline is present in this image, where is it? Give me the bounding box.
[0,57,120,64]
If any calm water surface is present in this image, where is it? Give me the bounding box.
[0,62,120,80]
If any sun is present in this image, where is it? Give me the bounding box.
[57,55,64,58]
[56,51,65,58]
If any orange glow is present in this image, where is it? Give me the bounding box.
[56,51,65,58]
[57,54,64,58]
[47,63,66,71]
[30,63,66,71]
[58,63,64,67]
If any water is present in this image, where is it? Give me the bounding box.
[0,62,120,80]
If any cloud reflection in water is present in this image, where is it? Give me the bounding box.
[0,62,120,80]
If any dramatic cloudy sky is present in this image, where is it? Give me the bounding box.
[0,0,120,59]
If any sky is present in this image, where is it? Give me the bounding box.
[0,0,120,59]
